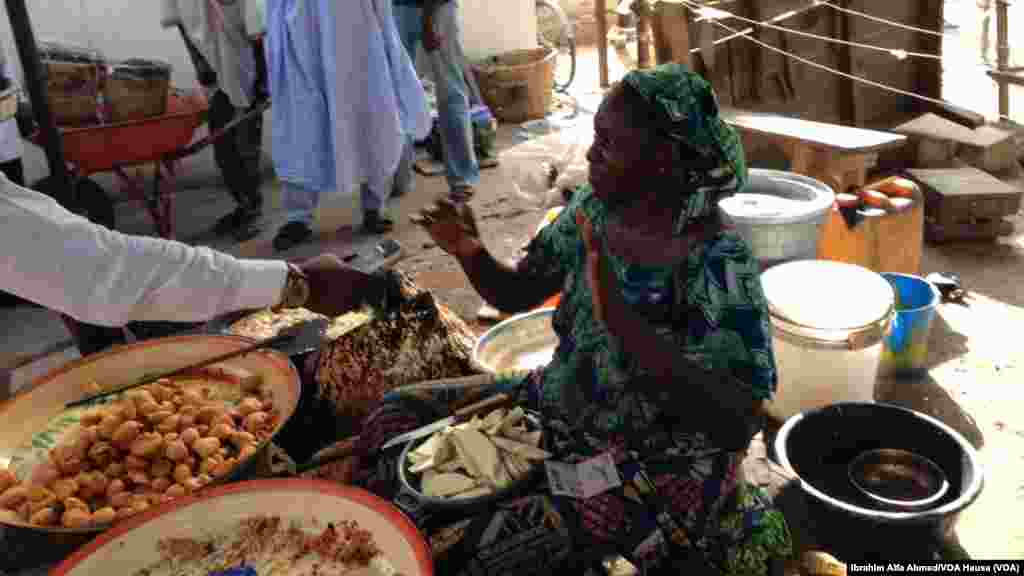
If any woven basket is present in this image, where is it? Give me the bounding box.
[38,41,104,127]
[107,60,172,122]
[472,47,556,124]
[43,60,100,126]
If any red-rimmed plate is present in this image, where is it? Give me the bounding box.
[50,479,433,576]
[0,334,301,533]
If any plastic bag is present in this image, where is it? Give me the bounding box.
[500,124,594,209]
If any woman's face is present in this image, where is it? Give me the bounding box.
[586,87,669,209]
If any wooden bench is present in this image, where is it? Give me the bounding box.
[719,107,908,193]
[719,108,923,275]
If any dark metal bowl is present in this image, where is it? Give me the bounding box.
[774,402,983,526]
[848,448,950,511]
[773,403,985,561]
[396,412,542,513]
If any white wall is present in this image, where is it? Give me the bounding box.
[0,0,536,183]
[0,0,200,183]
[459,0,537,61]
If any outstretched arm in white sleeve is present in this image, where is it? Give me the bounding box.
[0,177,380,327]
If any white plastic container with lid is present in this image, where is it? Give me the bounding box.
[717,169,834,270]
[759,260,895,422]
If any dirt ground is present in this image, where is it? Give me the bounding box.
[908,206,1024,558]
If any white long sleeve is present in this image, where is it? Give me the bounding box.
[0,175,288,327]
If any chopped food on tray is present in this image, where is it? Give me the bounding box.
[229,308,328,341]
[0,369,280,528]
[133,515,401,576]
[406,407,550,499]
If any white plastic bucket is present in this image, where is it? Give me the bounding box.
[718,169,835,270]
[759,260,895,422]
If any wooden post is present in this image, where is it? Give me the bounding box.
[596,0,610,87]
[916,0,944,104]
[636,1,651,69]
[996,0,1010,118]
[650,1,690,67]
[743,0,761,103]
[836,0,856,126]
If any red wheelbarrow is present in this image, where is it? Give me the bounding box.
[31,90,269,239]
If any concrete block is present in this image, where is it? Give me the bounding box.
[895,113,1018,175]
[957,125,1020,177]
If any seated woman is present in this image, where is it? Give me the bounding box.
[321,64,792,575]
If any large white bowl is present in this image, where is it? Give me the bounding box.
[50,479,433,576]
[0,334,301,534]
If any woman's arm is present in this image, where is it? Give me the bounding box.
[418,197,573,316]
[586,226,770,449]
[454,240,563,315]
[603,287,765,449]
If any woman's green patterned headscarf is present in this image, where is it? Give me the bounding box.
[621,63,748,234]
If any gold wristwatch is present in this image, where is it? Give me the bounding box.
[274,263,310,310]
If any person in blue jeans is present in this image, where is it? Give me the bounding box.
[393,0,480,202]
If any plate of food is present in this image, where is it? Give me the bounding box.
[0,335,300,533]
[50,479,432,576]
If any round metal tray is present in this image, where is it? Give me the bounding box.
[472,308,558,375]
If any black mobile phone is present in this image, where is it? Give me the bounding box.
[344,239,405,274]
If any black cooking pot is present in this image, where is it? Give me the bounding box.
[773,402,983,561]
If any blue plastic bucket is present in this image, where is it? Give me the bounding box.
[880,273,941,374]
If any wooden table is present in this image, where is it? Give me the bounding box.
[720,108,923,275]
[720,107,908,194]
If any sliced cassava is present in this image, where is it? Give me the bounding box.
[490,436,552,460]
[408,433,457,474]
[499,407,526,434]
[421,472,478,498]
[451,428,502,484]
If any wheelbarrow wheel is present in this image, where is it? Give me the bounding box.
[32,176,116,230]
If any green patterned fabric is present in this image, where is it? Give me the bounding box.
[622,62,749,235]
[522,185,777,426]
[508,185,787,574]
